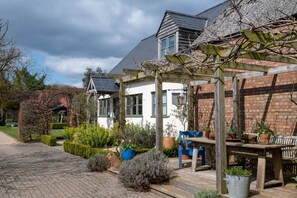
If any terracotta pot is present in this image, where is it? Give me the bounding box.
[182,154,191,160]
[163,137,176,148]
[259,134,270,145]
[209,131,215,140]
[227,134,237,140]
[204,131,210,139]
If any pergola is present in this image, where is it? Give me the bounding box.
[110,20,297,194]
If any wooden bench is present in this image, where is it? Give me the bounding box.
[229,134,297,177]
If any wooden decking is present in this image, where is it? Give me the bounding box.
[153,158,297,198]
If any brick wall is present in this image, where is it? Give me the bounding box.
[194,71,297,136]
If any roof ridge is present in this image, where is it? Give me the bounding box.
[165,10,207,20]
[196,0,229,16]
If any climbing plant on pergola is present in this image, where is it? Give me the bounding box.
[110,18,297,194]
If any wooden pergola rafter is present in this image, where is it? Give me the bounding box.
[111,23,297,194]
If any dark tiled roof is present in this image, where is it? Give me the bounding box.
[109,35,157,75]
[193,0,297,45]
[167,11,207,30]
[196,1,229,27]
[91,76,119,94]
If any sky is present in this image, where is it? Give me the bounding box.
[0,0,224,87]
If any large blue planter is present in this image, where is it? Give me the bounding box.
[122,149,135,160]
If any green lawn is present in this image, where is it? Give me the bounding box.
[51,129,65,139]
[0,126,65,140]
[0,126,18,139]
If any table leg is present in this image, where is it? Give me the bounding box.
[192,143,198,172]
[257,154,266,190]
[271,149,284,186]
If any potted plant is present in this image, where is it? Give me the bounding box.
[163,123,177,148]
[226,126,239,140]
[202,126,211,139]
[121,142,136,160]
[253,121,274,145]
[224,166,252,198]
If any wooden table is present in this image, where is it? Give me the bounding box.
[185,137,288,190]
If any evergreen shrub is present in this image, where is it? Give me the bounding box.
[50,123,67,129]
[119,150,172,191]
[40,135,57,146]
[63,140,113,159]
[87,154,110,172]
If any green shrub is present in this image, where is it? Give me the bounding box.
[163,146,178,158]
[125,122,156,149]
[224,166,252,177]
[87,154,110,172]
[64,127,76,141]
[50,123,67,129]
[119,150,172,191]
[195,189,219,198]
[135,148,152,155]
[40,135,57,146]
[63,140,114,159]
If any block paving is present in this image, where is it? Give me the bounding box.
[0,142,162,198]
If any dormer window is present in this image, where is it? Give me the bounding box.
[160,34,176,59]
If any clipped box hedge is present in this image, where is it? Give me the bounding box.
[134,146,178,158]
[41,135,57,146]
[63,140,114,159]
[50,123,67,129]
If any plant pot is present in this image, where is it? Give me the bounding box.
[163,137,176,148]
[227,134,237,140]
[204,131,210,139]
[259,134,271,145]
[225,174,250,198]
[182,154,191,160]
[121,149,135,160]
[209,131,215,140]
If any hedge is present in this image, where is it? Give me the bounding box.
[50,123,67,129]
[134,146,178,158]
[63,140,114,159]
[41,135,57,146]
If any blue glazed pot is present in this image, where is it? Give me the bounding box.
[122,149,135,160]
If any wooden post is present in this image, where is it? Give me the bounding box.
[119,79,126,139]
[155,71,163,152]
[214,56,227,194]
[187,84,194,130]
[232,76,241,135]
[86,93,91,132]
[94,93,98,128]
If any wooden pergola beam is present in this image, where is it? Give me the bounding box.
[199,44,232,58]
[242,29,297,44]
[123,68,142,76]
[238,52,297,64]
[224,62,270,72]
[161,73,212,82]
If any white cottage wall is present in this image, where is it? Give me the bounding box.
[98,81,187,137]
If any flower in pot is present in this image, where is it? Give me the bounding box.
[202,126,211,139]
[224,166,252,198]
[163,123,177,148]
[121,142,136,160]
[226,127,239,140]
[253,121,274,145]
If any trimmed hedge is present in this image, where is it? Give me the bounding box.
[63,140,114,159]
[50,123,67,129]
[41,135,57,146]
[134,146,178,158]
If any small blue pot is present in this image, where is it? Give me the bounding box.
[122,149,135,160]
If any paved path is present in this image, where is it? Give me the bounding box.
[0,142,163,198]
[0,131,18,145]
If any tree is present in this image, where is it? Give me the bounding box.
[13,66,46,92]
[71,93,95,127]
[82,67,106,88]
[0,20,20,73]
